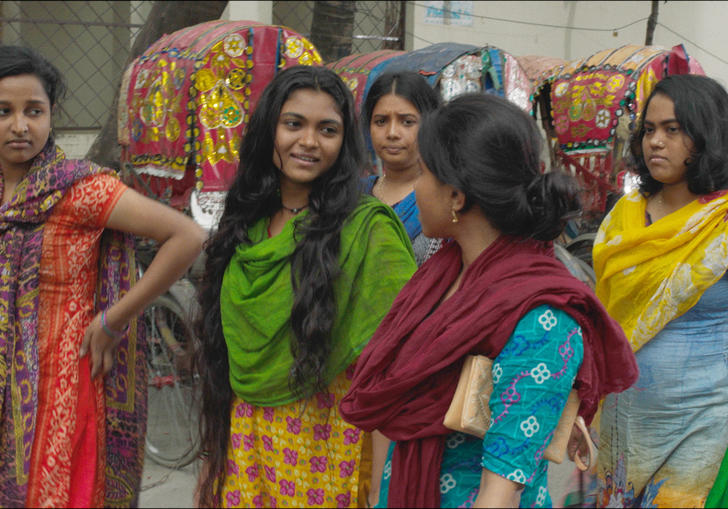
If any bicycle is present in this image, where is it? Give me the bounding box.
[137,244,202,468]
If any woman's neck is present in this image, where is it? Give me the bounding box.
[268,179,311,237]
[1,165,30,206]
[659,182,698,210]
[452,211,500,271]
[374,163,419,206]
[279,179,311,211]
[439,210,500,304]
[647,181,698,222]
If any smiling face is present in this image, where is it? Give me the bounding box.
[642,93,695,188]
[272,88,344,191]
[0,73,52,175]
[369,93,421,173]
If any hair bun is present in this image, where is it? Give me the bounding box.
[527,172,581,240]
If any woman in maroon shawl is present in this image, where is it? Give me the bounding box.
[340,93,638,508]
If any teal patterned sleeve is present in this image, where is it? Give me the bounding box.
[481,305,584,499]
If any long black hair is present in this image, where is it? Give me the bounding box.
[418,93,580,241]
[0,45,66,107]
[195,65,364,506]
[630,74,728,196]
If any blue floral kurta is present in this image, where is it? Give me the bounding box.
[377,305,584,508]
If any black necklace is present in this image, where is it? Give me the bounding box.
[281,203,309,214]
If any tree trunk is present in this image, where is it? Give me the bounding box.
[645,0,659,45]
[383,1,406,50]
[85,1,228,169]
[310,1,356,64]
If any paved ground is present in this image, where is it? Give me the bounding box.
[139,458,199,508]
[139,455,579,507]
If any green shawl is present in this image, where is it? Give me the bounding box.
[220,196,417,406]
[706,448,728,508]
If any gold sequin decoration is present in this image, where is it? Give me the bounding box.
[194,68,218,93]
[198,82,245,129]
[223,33,246,57]
[225,68,247,90]
[165,116,180,142]
[298,53,313,66]
[285,36,304,58]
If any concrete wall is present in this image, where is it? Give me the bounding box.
[407,1,728,87]
[221,1,272,24]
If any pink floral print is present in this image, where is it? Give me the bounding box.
[336,492,351,508]
[226,490,241,506]
[343,428,360,445]
[262,434,274,451]
[286,416,301,434]
[252,494,263,508]
[279,479,295,497]
[243,432,255,451]
[313,423,331,440]
[310,455,328,473]
[222,370,362,508]
[236,401,254,418]
[339,459,355,478]
[307,488,325,505]
[264,465,276,483]
[283,447,298,466]
[245,464,259,482]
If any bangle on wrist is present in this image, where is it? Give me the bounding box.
[101,310,128,340]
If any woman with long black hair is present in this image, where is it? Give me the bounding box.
[194,65,416,508]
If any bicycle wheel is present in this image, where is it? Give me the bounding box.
[143,294,200,468]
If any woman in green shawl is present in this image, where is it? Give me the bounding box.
[194,66,417,508]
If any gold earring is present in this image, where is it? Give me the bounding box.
[451,209,459,223]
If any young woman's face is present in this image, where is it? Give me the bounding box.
[369,93,421,172]
[272,88,344,190]
[642,93,695,187]
[0,73,51,175]
[413,159,453,238]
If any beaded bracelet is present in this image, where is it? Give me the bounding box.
[101,310,128,340]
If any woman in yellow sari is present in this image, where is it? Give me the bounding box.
[593,74,728,508]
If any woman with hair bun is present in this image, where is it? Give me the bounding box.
[593,74,728,508]
[340,93,637,508]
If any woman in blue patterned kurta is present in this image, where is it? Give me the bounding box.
[376,305,583,508]
[340,94,636,508]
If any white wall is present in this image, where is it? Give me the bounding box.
[408,1,728,88]
[222,1,272,24]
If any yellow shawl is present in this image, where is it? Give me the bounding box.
[593,189,728,352]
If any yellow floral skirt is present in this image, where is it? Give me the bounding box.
[221,367,371,508]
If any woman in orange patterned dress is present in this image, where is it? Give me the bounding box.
[0,45,206,507]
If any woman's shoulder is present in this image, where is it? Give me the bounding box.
[340,194,415,260]
[512,305,582,347]
[350,193,398,221]
[496,304,584,365]
[55,170,126,224]
[360,174,378,195]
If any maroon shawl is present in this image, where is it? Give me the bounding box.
[339,236,637,508]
